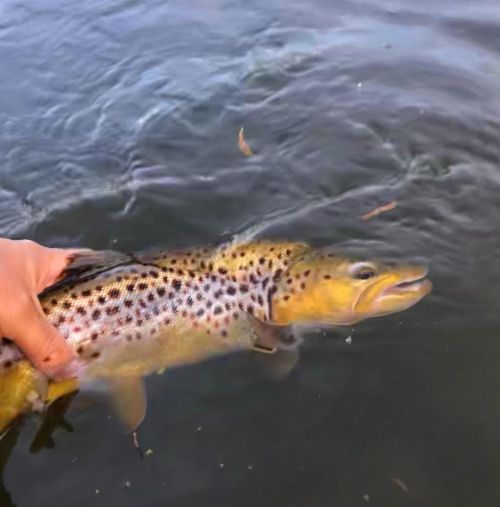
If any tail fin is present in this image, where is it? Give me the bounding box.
[0,361,48,433]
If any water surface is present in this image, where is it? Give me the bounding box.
[2,0,500,505]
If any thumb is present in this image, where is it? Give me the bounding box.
[5,296,76,378]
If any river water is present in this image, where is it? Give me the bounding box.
[2,0,500,505]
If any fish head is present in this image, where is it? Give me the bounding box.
[271,252,432,326]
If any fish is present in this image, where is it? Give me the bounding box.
[0,240,432,433]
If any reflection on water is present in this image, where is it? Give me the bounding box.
[2,0,500,505]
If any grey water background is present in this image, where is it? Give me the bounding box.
[2,0,500,505]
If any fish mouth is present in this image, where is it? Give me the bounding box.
[383,270,432,297]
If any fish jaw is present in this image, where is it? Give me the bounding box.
[354,265,432,319]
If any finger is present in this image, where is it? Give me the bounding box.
[36,247,91,292]
[6,296,75,377]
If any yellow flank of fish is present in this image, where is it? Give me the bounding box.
[0,240,431,433]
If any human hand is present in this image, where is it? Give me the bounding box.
[0,239,77,378]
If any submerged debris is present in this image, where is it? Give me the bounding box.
[238,127,253,156]
[361,200,398,221]
[390,477,409,493]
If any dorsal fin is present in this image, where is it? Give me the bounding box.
[41,250,135,294]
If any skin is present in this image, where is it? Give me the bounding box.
[0,239,77,378]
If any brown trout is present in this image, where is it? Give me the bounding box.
[0,240,431,432]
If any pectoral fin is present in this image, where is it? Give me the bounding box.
[106,377,147,433]
[247,317,302,379]
[248,316,301,352]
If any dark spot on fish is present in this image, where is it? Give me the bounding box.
[221,330,228,337]
[51,299,58,306]
[187,296,194,306]
[239,284,249,293]
[301,282,306,290]
[157,287,166,297]
[82,290,92,297]
[227,286,236,295]
[272,269,283,282]
[127,283,135,292]
[106,306,119,316]
[150,270,159,278]
[98,296,106,305]
[323,274,331,280]
[257,295,264,306]
[71,293,78,299]
[125,299,133,307]
[91,333,98,341]
[76,306,86,315]
[91,351,100,359]
[109,289,120,298]
[284,295,290,301]
[92,309,101,320]
[147,293,155,302]
[63,301,71,309]
[218,267,228,275]
[247,305,254,315]
[138,283,148,290]
[172,279,182,290]
[259,257,265,265]
[76,347,84,355]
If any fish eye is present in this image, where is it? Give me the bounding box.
[349,262,377,280]
[356,270,375,280]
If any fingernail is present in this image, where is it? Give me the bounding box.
[49,359,83,380]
